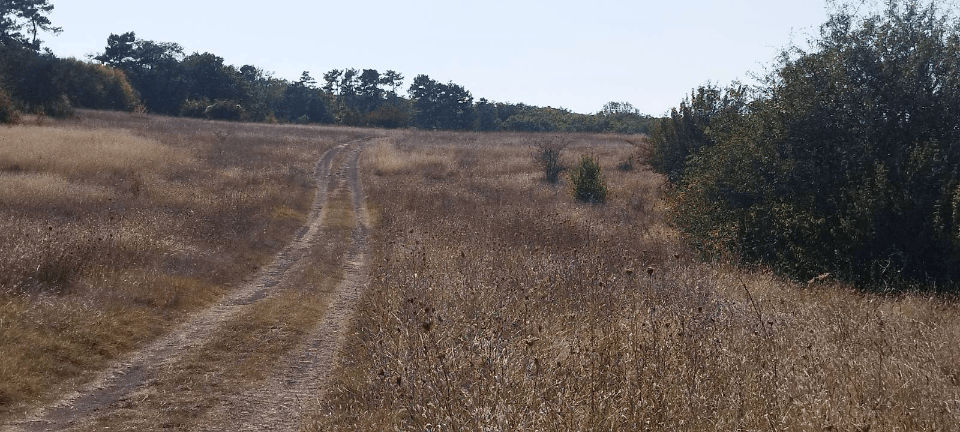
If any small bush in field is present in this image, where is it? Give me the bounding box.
[570,155,606,203]
[534,139,567,183]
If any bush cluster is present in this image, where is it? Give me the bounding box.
[653,0,960,289]
[0,46,139,117]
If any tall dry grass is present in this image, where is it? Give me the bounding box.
[311,130,960,430]
[0,110,364,419]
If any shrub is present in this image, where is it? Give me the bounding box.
[659,0,960,289]
[570,155,606,203]
[55,59,139,111]
[0,86,19,124]
[204,100,245,121]
[179,99,208,118]
[42,94,74,119]
[365,104,409,128]
[650,84,748,183]
[534,139,567,183]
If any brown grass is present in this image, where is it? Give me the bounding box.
[0,110,365,420]
[311,130,960,431]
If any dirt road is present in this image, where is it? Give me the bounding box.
[5,139,372,431]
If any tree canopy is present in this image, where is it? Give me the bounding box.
[653,0,960,289]
[2,9,655,133]
[0,0,60,50]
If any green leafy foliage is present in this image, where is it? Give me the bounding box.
[649,84,748,183]
[655,0,960,289]
[0,45,139,117]
[570,155,607,204]
[55,59,138,111]
[409,74,476,130]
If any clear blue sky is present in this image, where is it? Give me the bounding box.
[40,0,832,115]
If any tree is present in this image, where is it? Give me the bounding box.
[238,64,285,121]
[381,69,404,101]
[657,0,960,288]
[0,0,60,50]
[95,32,187,114]
[95,32,137,69]
[650,84,748,183]
[277,71,329,123]
[181,52,241,102]
[475,98,499,131]
[409,74,475,130]
[357,68,383,112]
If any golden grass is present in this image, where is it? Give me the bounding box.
[311,130,960,431]
[0,111,365,421]
[0,172,112,206]
[0,126,193,176]
[370,137,457,179]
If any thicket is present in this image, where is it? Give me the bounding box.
[0,46,138,117]
[652,0,960,289]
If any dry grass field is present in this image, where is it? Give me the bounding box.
[311,130,960,431]
[2,113,960,430]
[0,110,365,422]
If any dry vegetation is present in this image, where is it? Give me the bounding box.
[312,130,960,430]
[3,112,959,430]
[0,110,364,421]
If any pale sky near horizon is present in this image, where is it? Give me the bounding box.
[39,1,833,115]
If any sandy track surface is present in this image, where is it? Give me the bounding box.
[197,145,371,431]
[4,139,372,432]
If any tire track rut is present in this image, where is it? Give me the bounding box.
[4,138,372,432]
[199,146,370,431]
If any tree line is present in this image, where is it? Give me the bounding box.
[651,0,960,291]
[0,2,653,132]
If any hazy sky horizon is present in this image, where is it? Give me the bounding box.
[39,1,833,116]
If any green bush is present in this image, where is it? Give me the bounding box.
[649,84,747,183]
[365,104,409,128]
[656,0,960,289]
[59,60,139,111]
[41,94,74,118]
[570,155,607,204]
